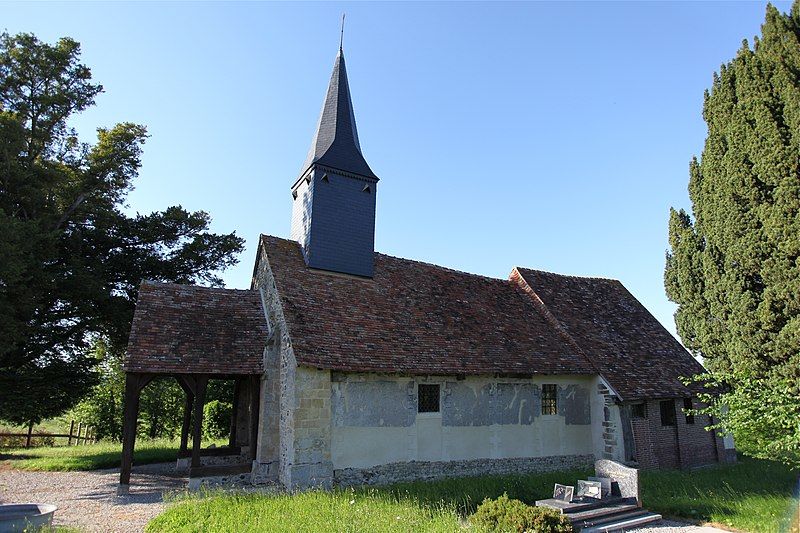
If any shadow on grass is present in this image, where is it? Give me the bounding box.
[0,452,35,461]
[0,443,181,471]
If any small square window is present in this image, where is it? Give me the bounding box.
[631,403,647,419]
[417,384,440,413]
[660,400,676,426]
[542,384,558,415]
[683,398,695,424]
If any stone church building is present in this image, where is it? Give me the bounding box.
[119,47,735,491]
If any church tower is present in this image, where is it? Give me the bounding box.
[290,46,378,278]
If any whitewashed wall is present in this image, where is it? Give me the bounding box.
[331,373,596,470]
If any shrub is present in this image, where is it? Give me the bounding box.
[202,400,232,440]
[470,493,572,533]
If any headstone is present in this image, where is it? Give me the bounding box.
[588,476,612,498]
[552,483,574,502]
[576,480,602,499]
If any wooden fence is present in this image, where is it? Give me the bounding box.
[0,420,98,448]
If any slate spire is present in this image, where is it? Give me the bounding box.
[300,48,377,180]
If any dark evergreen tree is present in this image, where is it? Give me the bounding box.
[665,2,800,466]
[0,33,244,426]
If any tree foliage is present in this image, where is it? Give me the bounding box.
[0,32,244,425]
[665,2,800,467]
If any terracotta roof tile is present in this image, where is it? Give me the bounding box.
[514,268,706,400]
[261,235,593,376]
[124,282,266,375]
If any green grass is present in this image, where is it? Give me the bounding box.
[0,439,182,471]
[149,458,798,533]
[641,455,799,533]
[148,489,464,532]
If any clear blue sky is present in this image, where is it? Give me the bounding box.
[3,1,791,338]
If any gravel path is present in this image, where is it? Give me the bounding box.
[0,463,186,532]
[628,520,731,533]
[0,465,732,533]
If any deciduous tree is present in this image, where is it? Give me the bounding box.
[0,33,244,425]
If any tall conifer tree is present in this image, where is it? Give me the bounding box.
[665,2,800,466]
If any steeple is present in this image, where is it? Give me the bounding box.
[299,49,377,181]
[290,45,379,278]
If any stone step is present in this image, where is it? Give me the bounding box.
[579,512,662,533]
[567,503,641,522]
[189,462,251,478]
[574,509,651,528]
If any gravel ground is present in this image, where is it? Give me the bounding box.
[628,520,730,533]
[0,465,730,533]
[0,462,186,533]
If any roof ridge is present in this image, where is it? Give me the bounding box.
[262,233,513,285]
[374,250,512,284]
[515,266,622,283]
[141,280,256,293]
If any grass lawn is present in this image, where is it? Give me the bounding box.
[0,439,183,471]
[149,457,798,533]
[640,456,799,532]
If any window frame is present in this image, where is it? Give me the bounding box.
[541,384,558,416]
[631,402,647,419]
[417,383,441,414]
[660,399,677,426]
[683,398,695,424]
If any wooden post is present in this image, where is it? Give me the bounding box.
[77,422,84,445]
[180,389,194,455]
[249,375,260,462]
[25,422,33,448]
[228,378,241,448]
[120,373,143,486]
[191,376,208,470]
[68,420,75,446]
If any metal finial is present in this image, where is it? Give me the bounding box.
[340,13,345,51]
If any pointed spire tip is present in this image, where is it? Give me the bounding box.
[339,13,345,52]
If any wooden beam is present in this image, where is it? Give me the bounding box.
[249,375,260,462]
[177,375,196,397]
[180,389,194,454]
[191,376,208,469]
[119,373,143,486]
[229,378,241,447]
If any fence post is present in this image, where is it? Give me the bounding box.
[68,420,75,446]
[78,422,84,445]
[25,422,33,448]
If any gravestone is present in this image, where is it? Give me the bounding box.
[588,475,612,498]
[576,479,602,499]
[552,483,574,502]
[595,459,641,505]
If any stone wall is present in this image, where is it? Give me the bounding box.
[251,243,300,486]
[289,366,333,488]
[334,454,595,487]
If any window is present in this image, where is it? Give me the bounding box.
[417,384,440,413]
[683,398,695,424]
[660,400,676,426]
[631,403,647,419]
[542,384,558,415]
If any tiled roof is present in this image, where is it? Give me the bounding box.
[299,49,377,181]
[514,268,706,400]
[261,235,593,376]
[124,282,266,375]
